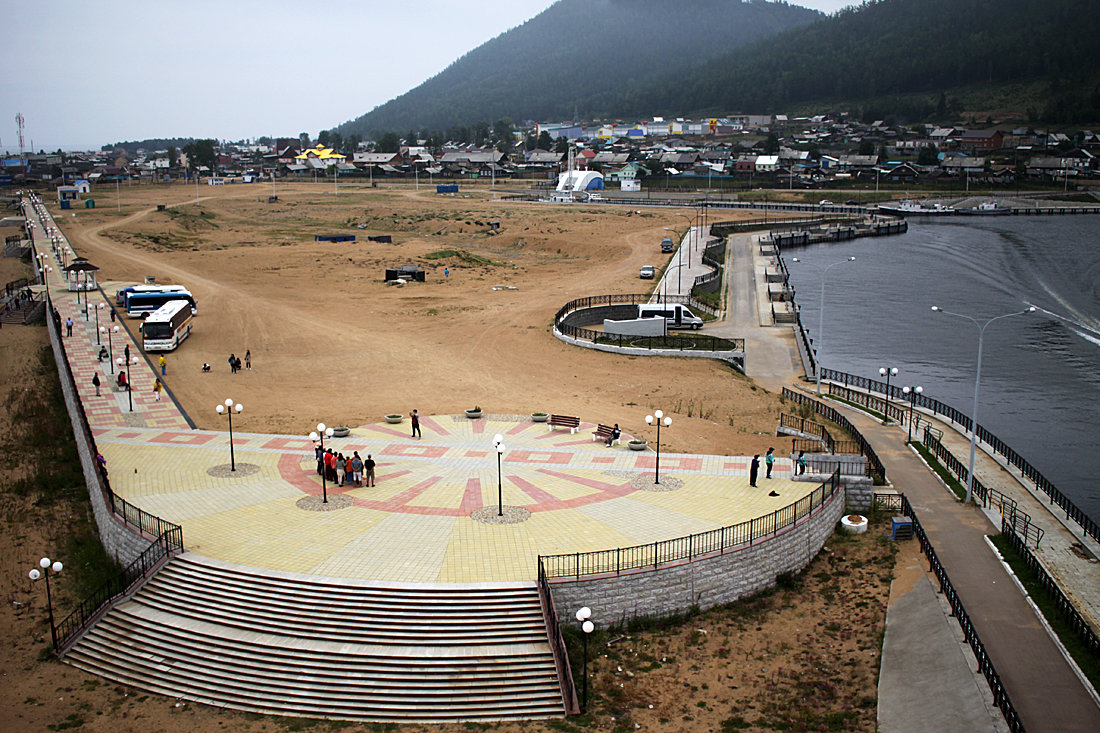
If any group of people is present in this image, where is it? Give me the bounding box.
[316,446,376,488]
[748,448,809,495]
[227,350,251,374]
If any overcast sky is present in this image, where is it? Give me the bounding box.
[0,0,856,152]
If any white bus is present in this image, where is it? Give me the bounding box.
[128,290,196,318]
[141,300,194,352]
[115,284,188,308]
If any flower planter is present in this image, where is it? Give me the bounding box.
[330,426,350,438]
[840,514,868,535]
[465,409,482,419]
[385,414,403,424]
[531,413,549,423]
[628,440,647,451]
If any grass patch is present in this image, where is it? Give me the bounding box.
[422,249,504,267]
[823,393,888,423]
[989,534,1100,689]
[909,442,967,501]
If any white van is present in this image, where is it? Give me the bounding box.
[637,303,704,330]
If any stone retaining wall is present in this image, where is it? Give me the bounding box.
[45,302,151,565]
[548,484,845,622]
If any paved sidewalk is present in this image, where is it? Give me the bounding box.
[837,402,1100,732]
[879,541,1008,733]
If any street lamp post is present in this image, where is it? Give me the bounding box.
[931,305,1035,504]
[35,252,51,302]
[878,367,898,424]
[116,355,139,412]
[216,398,244,471]
[791,256,856,393]
[308,422,335,503]
[902,385,923,443]
[28,556,63,651]
[576,606,594,713]
[100,325,119,374]
[94,303,104,344]
[644,409,672,484]
[493,433,506,516]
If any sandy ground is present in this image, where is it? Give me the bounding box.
[60,180,786,455]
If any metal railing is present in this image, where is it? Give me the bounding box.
[902,494,1026,733]
[826,382,907,423]
[554,293,743,354]
[922,428,1044,548]
[781,388,886,483]
[1001,527,1100,659]
[822,368,1098,544]
[537,560,580,715]
[541,469,839,579]
[54,527,183,653]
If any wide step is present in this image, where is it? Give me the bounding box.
[63,555,565,723]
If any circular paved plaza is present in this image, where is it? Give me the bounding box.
[96,414,807,582]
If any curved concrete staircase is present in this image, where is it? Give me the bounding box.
[62,554,566,723]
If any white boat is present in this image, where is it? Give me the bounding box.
[877,199,957,217]
[958,200,1012,216]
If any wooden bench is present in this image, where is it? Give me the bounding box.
[547,414,580,433]
[592,424,621,446]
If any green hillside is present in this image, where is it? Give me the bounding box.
[335,0,820,138]
[651,0,1100,122]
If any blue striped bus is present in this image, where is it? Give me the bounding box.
[115,284,189,308]
[127,290,196,318]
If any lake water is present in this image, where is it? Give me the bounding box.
[784,215,1100,524]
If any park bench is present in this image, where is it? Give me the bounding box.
[592,424,621,446]
[547,414,580,433]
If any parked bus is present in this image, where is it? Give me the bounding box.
[141,300,194,352]
[115,284,188,308]
[127,290,196,318]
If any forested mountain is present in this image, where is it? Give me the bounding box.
[648,0,1100,122]
[336,0,820,138]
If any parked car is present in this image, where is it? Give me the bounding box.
[639,265,656,279]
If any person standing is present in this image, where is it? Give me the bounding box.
[765,447,775,479]
[159,355,167,376]
[749,454,760,488]
[153,378,163,401]
[796,451,807,476]
[411,409,421,439]
[228,353,237,374]
[364,454,376,487]
[350,451,363,488]
[65,316,73,336]
[245,350,251,370]
[92,372,101,397]
[336,453,347,487]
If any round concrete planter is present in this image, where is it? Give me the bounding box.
[330,426,351,438]
[840,514,868,534]
[628,440,648,451]
[385,414,403,424]
[531,413,549,423]
[465,409,482,420]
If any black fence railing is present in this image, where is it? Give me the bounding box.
[537,560,579,715]
[781,388,886,484]
[554,293,744,354]
[541,469,839,579]
[1001,527,1100,661]
[822,368,1099,544]
[902,494,1026,733]
[921,427,1044,548]
[54,527,183,652]
[826,383,908,424]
